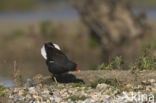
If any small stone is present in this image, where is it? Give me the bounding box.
[49,92,53,95]
[55,97,61,103]
[26,94,32,99]
[28,87,38,95]
[96,83,108,90]
[9,95,14,99]
[14,88,20,93]
[25,78,34,87]
[14,96,23,101]
[46,99,51,103]
[43,88,49,94]
[148,79,155,83]
[33,74,44,84]
[146,86,152,91]
[34,95,43,101]
[142,80,151,85]
[126,84,133,89]
[18,90,25,96]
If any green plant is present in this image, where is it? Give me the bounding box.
[129,63,137,70]
[13,29,24,37]
[130,48,156,70]
[0,91,6,96]
[97,56,123,70]
[0,85,5,91]
[71,82,83,87]
[64,95,87,101]
[89,36,98,48]
[153,93,156,98]
[13,61,23,87]
[40,20,52,34]
[97,63,112,70]
[87,78,119,88]
[112,56,124,69]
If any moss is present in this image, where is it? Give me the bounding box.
[13,29,25,37]
[64,95,87,101]
[0,91,6,96]
[87,78,119,88]
[97,63,112,70]
[0,85,5,91]
[153,93,156,98]
[71,82,83,87]
[40,20,52,35]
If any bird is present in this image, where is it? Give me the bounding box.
[41,42,80,84]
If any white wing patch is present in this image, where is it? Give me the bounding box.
[41,45,47,60]
[53,43,61,50]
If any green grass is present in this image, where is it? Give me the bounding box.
[71,82,84,87]
[0,91,6,96]
[96,56,124,70]
[64,95,87,102]
[130,48,156,70]
[87,78,119,88]
[13,29,25,37]
[40,20,52,35]
[0,85,6,97]
[0,85,5,91]
[97,63,112,70]
[112,56,124,70]
[153,93,156,98]
[89,36,98,48]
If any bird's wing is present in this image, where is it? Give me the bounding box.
[46,46,68,63]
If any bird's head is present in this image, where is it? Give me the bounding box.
[75,65,80,72]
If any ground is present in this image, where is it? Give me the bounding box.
[1,70,156,103]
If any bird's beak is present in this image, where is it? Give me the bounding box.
[76,65,80,72]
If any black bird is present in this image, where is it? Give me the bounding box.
[41,42,80,83]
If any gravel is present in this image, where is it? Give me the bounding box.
[2,74,156,103]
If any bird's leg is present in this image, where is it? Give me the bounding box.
[51,74,58,84]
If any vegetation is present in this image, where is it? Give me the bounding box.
[97,56,124,70]
[64,95,87,101]
[112,56,124,70]
[40,20,52,35]
[87,78,119,88]
[130,48,156,70]
[0,91,6,96]
[97,63,112,70]
[97,48,156,70]
[0,85,6,97]
[0,85,5,91]
[71,82,84,87]
[13,29,25,37]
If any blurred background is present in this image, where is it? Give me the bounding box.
[0,0,156,86]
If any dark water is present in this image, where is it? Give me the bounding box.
[134,8,156,20]
[0,7,156,87]
[0,8,156,21]
[0,77,14,87]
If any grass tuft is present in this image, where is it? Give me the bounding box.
[0,85,5,91]
[71,82,84,87]
[0,91,6,97]
[87,78,119,88]
[64,95,87,101]
[13,29,25,37]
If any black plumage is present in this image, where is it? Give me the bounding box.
[41,42,80,76]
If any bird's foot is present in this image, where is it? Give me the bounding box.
[51,75,58,84]
[53,76,58,84]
